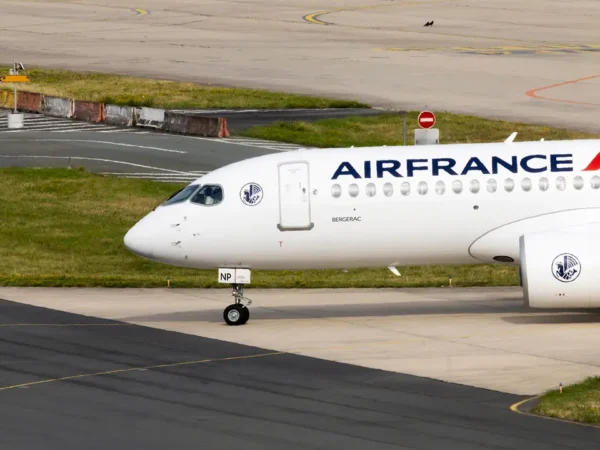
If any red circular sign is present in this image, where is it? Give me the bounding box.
[418,111,436,129]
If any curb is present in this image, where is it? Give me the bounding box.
[0,91,230,138]
[510,395,600,429]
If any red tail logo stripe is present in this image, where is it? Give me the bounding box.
[583,152,600,171]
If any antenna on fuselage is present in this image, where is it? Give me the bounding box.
[504,132,517,143]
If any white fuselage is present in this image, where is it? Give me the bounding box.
[124,139,600,271]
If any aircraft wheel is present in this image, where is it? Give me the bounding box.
[224,304,249,326]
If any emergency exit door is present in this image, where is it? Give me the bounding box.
[277,162,313,231]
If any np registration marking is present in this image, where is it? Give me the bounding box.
[332,216,362,222]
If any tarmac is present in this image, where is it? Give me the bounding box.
[1,294,600,450]
[0,129,288,182]
[1,286,599,397]
[2,1,600,131]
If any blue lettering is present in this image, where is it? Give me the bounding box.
[330,153,571,180]
[376,160,402,178]
[491,156,518,174]
[407,159,428,177]
[461,157,490,175]
[432,158,458,176]
[551,154,573,172]
[520,154,546,173]
[332,162,361,179]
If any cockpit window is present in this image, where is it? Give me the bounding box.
[191,184,223,205]
[162,184,200,206]
[191,185,223,206]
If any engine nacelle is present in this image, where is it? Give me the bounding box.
[520,228,600,308]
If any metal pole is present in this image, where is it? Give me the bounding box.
[12,60,17,114]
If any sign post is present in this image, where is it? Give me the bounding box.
[1,61,29,129]
[414,110,439,145]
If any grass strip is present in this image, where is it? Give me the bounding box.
[0,167,518,288]
[532,377,600,425]
[0,66,367,110]
[240,112,600,147]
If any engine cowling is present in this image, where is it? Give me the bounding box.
[520,227,600,308]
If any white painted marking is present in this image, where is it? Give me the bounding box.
[157,133,297,151]
[170,108,344,113]
[100,171,209,176]
[0,155,191,173]
[0,139,187,154]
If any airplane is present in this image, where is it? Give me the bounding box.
[124,133,600,325]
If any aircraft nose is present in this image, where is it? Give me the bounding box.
[123,221,155,259]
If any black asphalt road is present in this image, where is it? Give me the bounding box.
[0,132,274,175]
[182,108,392,132]
[1,298,598,450]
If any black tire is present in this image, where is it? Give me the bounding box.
[224,304,245,326]
[239,306,250,325]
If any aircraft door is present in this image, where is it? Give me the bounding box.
[277,161,314,231]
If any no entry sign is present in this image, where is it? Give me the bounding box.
[418,111,436,129]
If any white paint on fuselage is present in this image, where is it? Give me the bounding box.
[124,140,600,270]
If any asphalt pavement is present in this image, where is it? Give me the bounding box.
[176,108,391,132]
[1,297,598,450]
[0,131,293,183]
[0,108,389,134]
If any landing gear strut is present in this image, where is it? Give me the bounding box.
[223,283,252,326]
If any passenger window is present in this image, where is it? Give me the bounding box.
[400,182,410,196]
[504,178,515,192]
[435,180,445,195]
[539,177,549,191]
[366,183,376,197]
[521,178,532,192]
[556,176,566,191]
[191,185,223,206]
[452,180,462,194]
[486,179,497,193]
[331,184,342,198]
[573,176,584,190]
[349,183,359,197]
[469,179,480,193]
[383,182,394,197]
[162,184,200,206]
[591,176,600,189]
[418,181,428,195]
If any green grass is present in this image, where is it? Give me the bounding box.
[0,167,518,288]
[532,377,600,425]
[241,112,600,147]
[0,66,367,110]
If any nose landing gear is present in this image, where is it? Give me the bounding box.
[218,268,252,325]
[223,283,252,326]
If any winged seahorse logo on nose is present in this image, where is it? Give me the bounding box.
[240,183,263,206]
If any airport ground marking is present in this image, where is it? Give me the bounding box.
[526,73,600,107]
[0,323,133,327]
[303,1,434,26]
[0,155,191,174]
[0,351,286,392]
[0,138,186,155]
[510,395,600,429]
[134,9,149,16]
[377,44,600,56]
